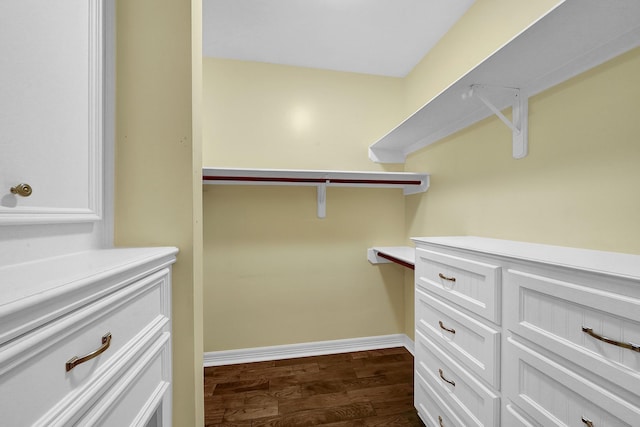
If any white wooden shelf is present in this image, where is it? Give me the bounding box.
[369,0,640,163]
[202,167,429,218]
[368,246,415,269]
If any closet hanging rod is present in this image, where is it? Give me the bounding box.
[202,167,430,218]
[377,252,415,270]
[203,175,423,186]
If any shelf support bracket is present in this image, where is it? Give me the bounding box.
[469,84,528,159]
[316,181,328,219]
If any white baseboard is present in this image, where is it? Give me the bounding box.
[203,334,415,367]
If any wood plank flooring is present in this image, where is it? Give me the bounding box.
[204,347,425,427]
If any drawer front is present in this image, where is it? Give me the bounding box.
[415,248,501,323]
[505,269,640,397]
[503,402,538,427]
[415,369,466,427]
[505,336,640,427]
[0,269,170,427]
[77,333,171,427]
[415,329,500,427]
[416,288,500,388]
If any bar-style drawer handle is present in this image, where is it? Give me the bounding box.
[66,332,112,372]
[439,320,456,335]
[582,327,640,353]
[438,415,445,427]
[438,273,456,282]
[582,416,594,427]
[438,368,455,387]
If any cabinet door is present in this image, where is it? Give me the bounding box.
[0,0,103,224]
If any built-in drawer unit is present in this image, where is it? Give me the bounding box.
[0,247,177,427]
[0,269,170,427]
[415,247,501,324]
[416,287,500,388]
[505,336,640,427]
[411,236,640,427]
[415,330,500,427]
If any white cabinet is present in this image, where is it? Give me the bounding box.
[413,239,502,427]
[412,236,640,427]
[0,247,177,426]
[0,0,105,225]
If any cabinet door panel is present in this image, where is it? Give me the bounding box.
[0,0,103,224]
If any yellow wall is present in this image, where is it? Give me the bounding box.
[115,1,203,425]
[203,58,405,171]
[202,59,408,351]
[405,47,640,252]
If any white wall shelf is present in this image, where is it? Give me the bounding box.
[202,167,429,218]
[368,0,640,163]
[368,246,415,270]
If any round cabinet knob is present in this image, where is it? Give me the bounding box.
[10,183,33,197]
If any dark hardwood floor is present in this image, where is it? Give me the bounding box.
[204,347,426,426]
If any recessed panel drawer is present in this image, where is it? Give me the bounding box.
[415,369,465,427]
[416,288,500,388]
[505,269,640,398]
[505,336,640,427]
[415,248,501,323]
[415,330,500,427]
[503,402,538,427]
[77,334,171,427]
[0,269,170,427]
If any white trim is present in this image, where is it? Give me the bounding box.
[403,334,415,356]
[203,334,415,367]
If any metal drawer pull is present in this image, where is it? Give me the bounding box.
[439,320,456,334]
[582,327,640,353]
[438,368,455,387]
[581,416,594,427]
[438,273,456,282]
[66,332,112,372]
[10,183,32,197]
[438,415,445,427]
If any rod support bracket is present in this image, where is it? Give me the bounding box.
[316,181,328,218]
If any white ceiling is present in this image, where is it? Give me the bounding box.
[202,0,476,78]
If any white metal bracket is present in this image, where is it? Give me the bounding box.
[316,181,328,218]
[466,84,528,159]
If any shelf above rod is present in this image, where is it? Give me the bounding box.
[203,167,430,219]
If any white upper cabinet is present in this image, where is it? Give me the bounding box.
[0,0,104,224]
[369,0,640,163]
